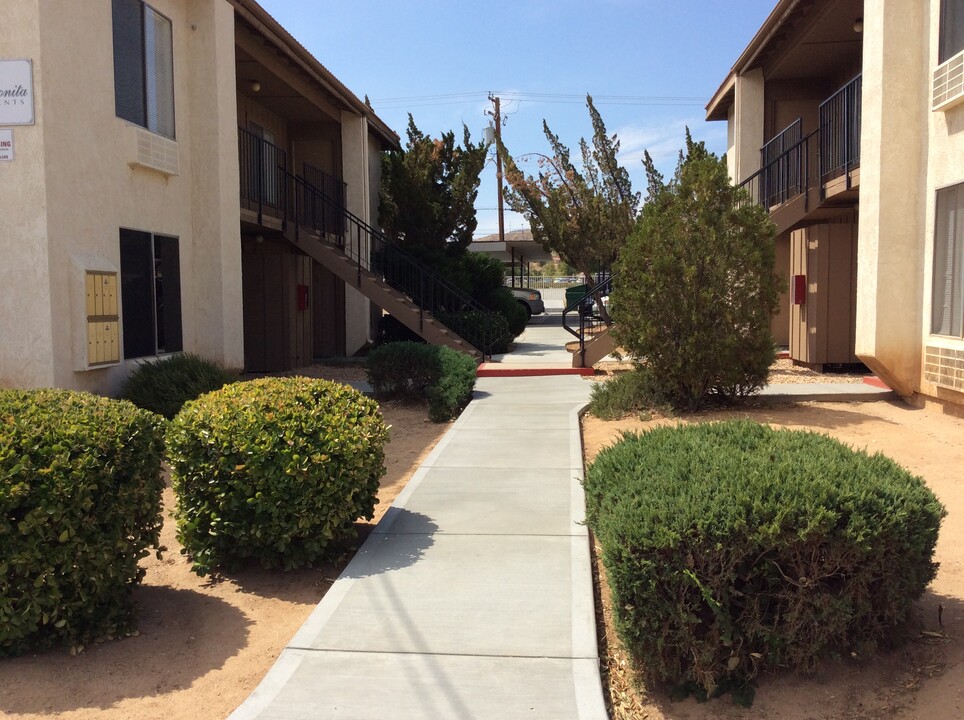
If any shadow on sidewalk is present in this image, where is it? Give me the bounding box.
[345,509,439,579]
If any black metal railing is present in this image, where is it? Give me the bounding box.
[738,129,817,209]
[819,73,862,188]
[238,127,288,223]
[302,162,347,237]
[760,119,802,205]
[281,168,503,359]
[562,271,614,365]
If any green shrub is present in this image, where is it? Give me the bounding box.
[374,314,425,347]
[120,353,237,420]
[486,286,528,337]
[588,369,655,420]
[585,421,945,699]
[0,389,165,656]
[366,341,477,422]
[437,308,512,356]
[166,377,388,576]
[611,134,780,411]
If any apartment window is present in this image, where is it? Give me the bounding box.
[941,0,964,63]
[112,0,175,139]
[120,229,182,358]
[932,184,964,337]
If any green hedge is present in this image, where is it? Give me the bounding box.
[585,420,945,699]
[366,341,477,422]
[166,377,388,576]
[0,389,165,656]
[120,353,237,420]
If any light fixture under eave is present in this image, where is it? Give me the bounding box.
[853,17,863,33]
[251,81,262,93]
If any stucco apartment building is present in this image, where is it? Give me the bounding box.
[708,0,964,411]
[0,0,401,394]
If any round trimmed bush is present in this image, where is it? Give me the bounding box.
[0,389,165,656]
[120,353,237,420]
[166,377,388,575]
[366,341,477,422]
[585,420,946,698]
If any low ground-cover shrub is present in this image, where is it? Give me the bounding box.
[588,368,655,420]
[166,377,388,576]
[0,389,165,656]
[367,341,476,422]
[585,420,945,701]
[121,353,237,419]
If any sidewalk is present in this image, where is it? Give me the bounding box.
[231,313,894,718]
[230,324,607,718]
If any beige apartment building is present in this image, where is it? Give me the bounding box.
[708,0,964,410]
[0,0,401,394]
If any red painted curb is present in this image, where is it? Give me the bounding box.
[477,365,595,378]
[863,376,891,390]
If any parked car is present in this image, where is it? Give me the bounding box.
[510,288,545,319]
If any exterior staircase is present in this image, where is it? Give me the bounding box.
[281,169,500,361]
[563,272,616,369]
[289,231,483,361]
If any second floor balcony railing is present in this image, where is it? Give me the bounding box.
[819,73,861,187]
[738,74,862,217]
[739,129,815,210]
[302,162,347,238]
[239,126,288,221]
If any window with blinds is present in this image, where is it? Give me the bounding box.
[112,0,175,139]
[932,183,964,338]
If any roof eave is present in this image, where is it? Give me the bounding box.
[230,0,400,148]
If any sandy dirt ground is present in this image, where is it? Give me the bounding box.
[0,365,449,720]
[583,398,964,720]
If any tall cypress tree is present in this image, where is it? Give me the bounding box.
[379,115,487,254]
[500,96,640,286]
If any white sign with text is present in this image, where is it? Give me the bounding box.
[0,59,35,126]
[0,129,13,161]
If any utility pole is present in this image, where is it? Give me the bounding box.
[488,94,506,247]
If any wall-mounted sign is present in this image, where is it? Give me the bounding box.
[0,59,35,126]
[0,129,12,161]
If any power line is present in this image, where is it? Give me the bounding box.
[371,90,706,109]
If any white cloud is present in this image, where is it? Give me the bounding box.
[613,117,728,176]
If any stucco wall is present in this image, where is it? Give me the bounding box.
[732,68,764,183]
[2,0,244,393]
[920,0,964,404]
[0,1,54,388]
[855,0,928,396]
[341,111,372,355]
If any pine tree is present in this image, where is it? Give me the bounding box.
[500,96,639,289]
[379,115,487,253]
[611,130,780,410]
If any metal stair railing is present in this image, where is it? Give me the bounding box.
[562,271,614,365]
[281,168,503,359]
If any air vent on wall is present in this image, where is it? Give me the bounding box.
[130,127,179,176]
[933,51,964,111]
[924,344,964,392]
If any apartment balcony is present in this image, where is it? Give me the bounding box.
[739,74,861,234]
[238,126,347,239]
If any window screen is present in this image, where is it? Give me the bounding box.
[112,0,175,139]
[941,0,964,63]
[932,184,964,337]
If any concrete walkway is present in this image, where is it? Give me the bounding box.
[230,316,607,718]
[231,311,894,719]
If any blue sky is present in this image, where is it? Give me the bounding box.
[257,0,776,238]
